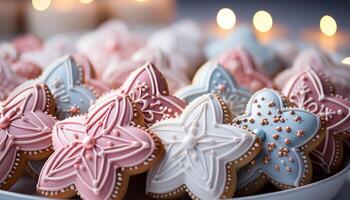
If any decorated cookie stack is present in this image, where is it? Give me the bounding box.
[0,21,349,200]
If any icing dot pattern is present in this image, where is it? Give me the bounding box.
[176,62,252,117]
[0,83,56,189]
[147,94,258,199]
[283,67,350,174]
[234,89,321,190]
[38,55,96,120]
[121,62,186,126]
[37,94,160,200]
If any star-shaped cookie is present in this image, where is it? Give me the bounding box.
[120,62,186,126]
[175,62,252,117]
[283,67,350,174]
[147,94,260,199]
[233,89,323,194]
[37,94,163,200]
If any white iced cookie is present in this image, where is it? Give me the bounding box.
[147,20,204,77]
[146,94,260,199]
[132,47,190,93]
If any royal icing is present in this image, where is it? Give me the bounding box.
[11,34,42,54]
[218,47,275,91]
[147,20,204,77]
[0,60,25,101]
[38,55,96,119]
[37,94,157,200]
[73,54,111,96]
[20,35,76,70]
[120,62,186,126]
[283,67,350,174]
[274,48,350,98]
[0,42,17,63]
[147,94,258,200]
[12,61,42,79]
[234,89,322,190]
[175,62,251,116]
[132,47,190,93]
[205,26,282,77]
[0,83,56,188]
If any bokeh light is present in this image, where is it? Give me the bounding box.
[78,0,94,4]
[253,10,273,32]
[216,8,236,30]
[320,15,337,36]
[32,0,51,11]
[342,57,350,65]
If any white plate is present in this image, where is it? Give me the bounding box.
[0,162,349,200]
[234,161,350,200]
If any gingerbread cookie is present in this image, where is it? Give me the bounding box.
[12,61,42,79]
[205,26,283,77]
[120,62,186,126]
[0,60,25,101]
[0,82,56,189]
[132,47,191,93]
[175,61,251,117]
[73,54,111,96]
[38,55,96,119]
[283,67,350,174]
[218,47,276,91]
[37,93,164,200]
[146,93,261,199]
[275,48,350,98]
[233,88,324,194]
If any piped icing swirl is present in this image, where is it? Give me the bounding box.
[37,94,159,200]
[38,55,96,120]
[147,94,259,199]
[218,47,275,92]
[283,67,350,174]
[120,62,186,126]
[175,61,252,117]
[0,82,56,189]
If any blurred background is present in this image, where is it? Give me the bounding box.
[0,0,349,62]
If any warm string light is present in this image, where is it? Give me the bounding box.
[253,10,273,32]
[78,0,94,4]
[320,15,337,36]
[136,0,148,2]
[216,8,236,30]
[32,0,51,11]
[342,57,350,65]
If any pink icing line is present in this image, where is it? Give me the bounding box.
[0,83,56,183]
[38,94,156,200]
[120,62,186,125]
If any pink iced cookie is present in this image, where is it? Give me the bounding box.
[0,60,25,101]
[120,62,186,126]
[218,47,275,92]
[102,58,143,89]
[77,20,144,78]
[132,47,190,93]
[283,67,350,174]
[11,34,42,54]
[37,94,163,200]
[275,48,350,98]
[11,61,42,79]
[20,35,76,69]
[0,43,18,63]
[0,82,57,189]
[147,20,205,78]
[73,54,111,96]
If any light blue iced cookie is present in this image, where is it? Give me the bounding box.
[205,26,282,77]
[175,62,252,116]
[233,89,323,194]
[39,55,96,119]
